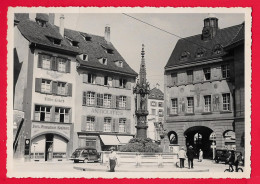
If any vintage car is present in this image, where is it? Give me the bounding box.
[70,147,101,163]
[214,149,231,163]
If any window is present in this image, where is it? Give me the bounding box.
[57,82,66,95]
[107,49,114,54]
[42,55,51,69]
[88,74,96,84]
[118,61,123,67]
[222,64,230,79]
[87,92,95,106]
[171,98,178,114]
[222,93,231,111]
[152,109,156,115]
[204,95,211,112]
[104,76,109,85]
[99,58,107,65]
[97,93,104,107]
[187,70,193,83]
[103,94,112,108]
[196,48,205,58]
[55,107,69,123]
[41,79,51,93]
[158,109,163,117]
[151,101,157,106]
[171,73,177,85]
[203,68,211,81]
[57,58,66,72]
[119,78,127,88]
[180,51,190,61]
[213,44,223,55]
[34,105,51,121]
[83,54,88,61]
[119,118,126,133]
[104,118,111,132]
[86,116,95,131]
[158,102,163,107]
[187,97,194,113]
[118,96,127,109]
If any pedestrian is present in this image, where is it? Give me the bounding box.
[187,145,196,169]
[198,149,203,162]
[178,147,187,168]
[227,150,235,172]
[234,152,243,172]
[108,147,117,172]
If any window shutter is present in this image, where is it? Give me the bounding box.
[82,92,86,105]
[83,74,88,83]
[126,119,131,133]
[95,117,103,132]
[112,95,117,109]
[220,94,223,111]
[51,106,55,122]
[112,119,116,132]
[67,83,72,97]
[100,76,104,85]
[38,54,43,68]
[94,93,97,106]
[115,78,120,88]
[81,116,86,131]
[96,76,101,85]
[126,81,131,90]
[116,96,120,109]
[167,107,170,115]
[69,109,72,123]
[112,77,116,87]
[51,57,57,71]
[115,118,119,132]
[52,81,58,95]
[66,60,71,73]
[35,78,42,92]
[126,96,131,110]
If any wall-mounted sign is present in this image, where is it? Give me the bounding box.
[31,122,71,140]
[44,97,65,103]
[91,108,124,116]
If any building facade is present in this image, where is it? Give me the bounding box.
[147,86,164,141]
[163,16,244,157]
[13,13,137,161]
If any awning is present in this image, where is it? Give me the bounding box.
[117,135,134,144]
[100,135,120,145]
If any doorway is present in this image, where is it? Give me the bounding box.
[45,134,54,161]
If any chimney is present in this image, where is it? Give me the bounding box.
[202,14,219,40]
[59,14,65,37]
[49,13,55,25]
[104,24,110,43]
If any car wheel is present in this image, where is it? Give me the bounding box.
[215,159,219,163]
[74,160,79,163]
[83,158,88,163]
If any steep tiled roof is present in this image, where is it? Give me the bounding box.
[148,87,164,100]
[228,23,245,47]
[165,23,244,68]
[17,17,137,76]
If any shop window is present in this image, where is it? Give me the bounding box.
[119,118,126,133]
[86,116,95,131]
[118,96,127,109]
[119,78,127,88]
[88,74,96,84]
[222,93,231,111]
[57,82,66,96]
[87,92,95,106]
[204,95,211,112]
[203,68,211,81]
[187,70,193,83]
[55,107,70,123]
[34,105,51,121]
[104,118,112,132]
[41,79,52,93]
[104,94,112,108]
[187,97,194,113]
[221,64,230,79]
[171,98,178,114]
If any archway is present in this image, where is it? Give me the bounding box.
[184,126,213,158]
[168,131,178,144]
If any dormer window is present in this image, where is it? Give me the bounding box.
[196,48,205,58]
[212,44,223,55]
[65,36,79,47]
[180,51,190,61]
[107,49,114,54]
[115,60,123,67]
[99,58,107,65]
[46,36,61,45]
[83,54,88,61]
[36,19,47,27]
[80,33,92,41]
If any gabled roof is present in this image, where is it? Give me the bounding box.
[148,87,164,100]
[165,23,244,69]
[16,16,137,76]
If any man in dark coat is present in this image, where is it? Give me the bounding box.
[186,145,196,169]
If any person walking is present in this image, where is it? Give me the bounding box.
[187,145,196,169]
[227,150,235,172]
[178,147,187,168]
[108,148,117,172]
[234,152,243,172]
[198,149,203,162]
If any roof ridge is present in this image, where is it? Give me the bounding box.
[225,23,244,47]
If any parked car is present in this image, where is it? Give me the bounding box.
[214,149,231,163]
[70,147,101,163]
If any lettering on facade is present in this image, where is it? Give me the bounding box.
[44,97,65,103]
[91,108,124,116]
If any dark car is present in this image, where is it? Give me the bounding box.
[70,147,101,163]
[214,149,231,163]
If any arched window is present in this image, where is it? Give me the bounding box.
[212,44,223,55]
[223,130,236,150]
[196,48,206,58]
[210,132,216,141]
[194,133,202,145]
[168,131,178,144]
[180,51,190,61]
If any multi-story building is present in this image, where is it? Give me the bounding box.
[163,15,244,157]
[13,13,137,161]
[147,85,164,141]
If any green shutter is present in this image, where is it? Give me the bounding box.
[35,78,42,92]
[83,74,88,83]
[81,116,86,131]
[67,83,72,96]
[126,96,131,110]
[52,81,58,95]
[66,60,71,73]
[38,54,42,68]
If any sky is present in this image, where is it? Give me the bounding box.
[53,13,244,91]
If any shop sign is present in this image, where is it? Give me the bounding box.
[44,97,65,103]
[31,122,70,140]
